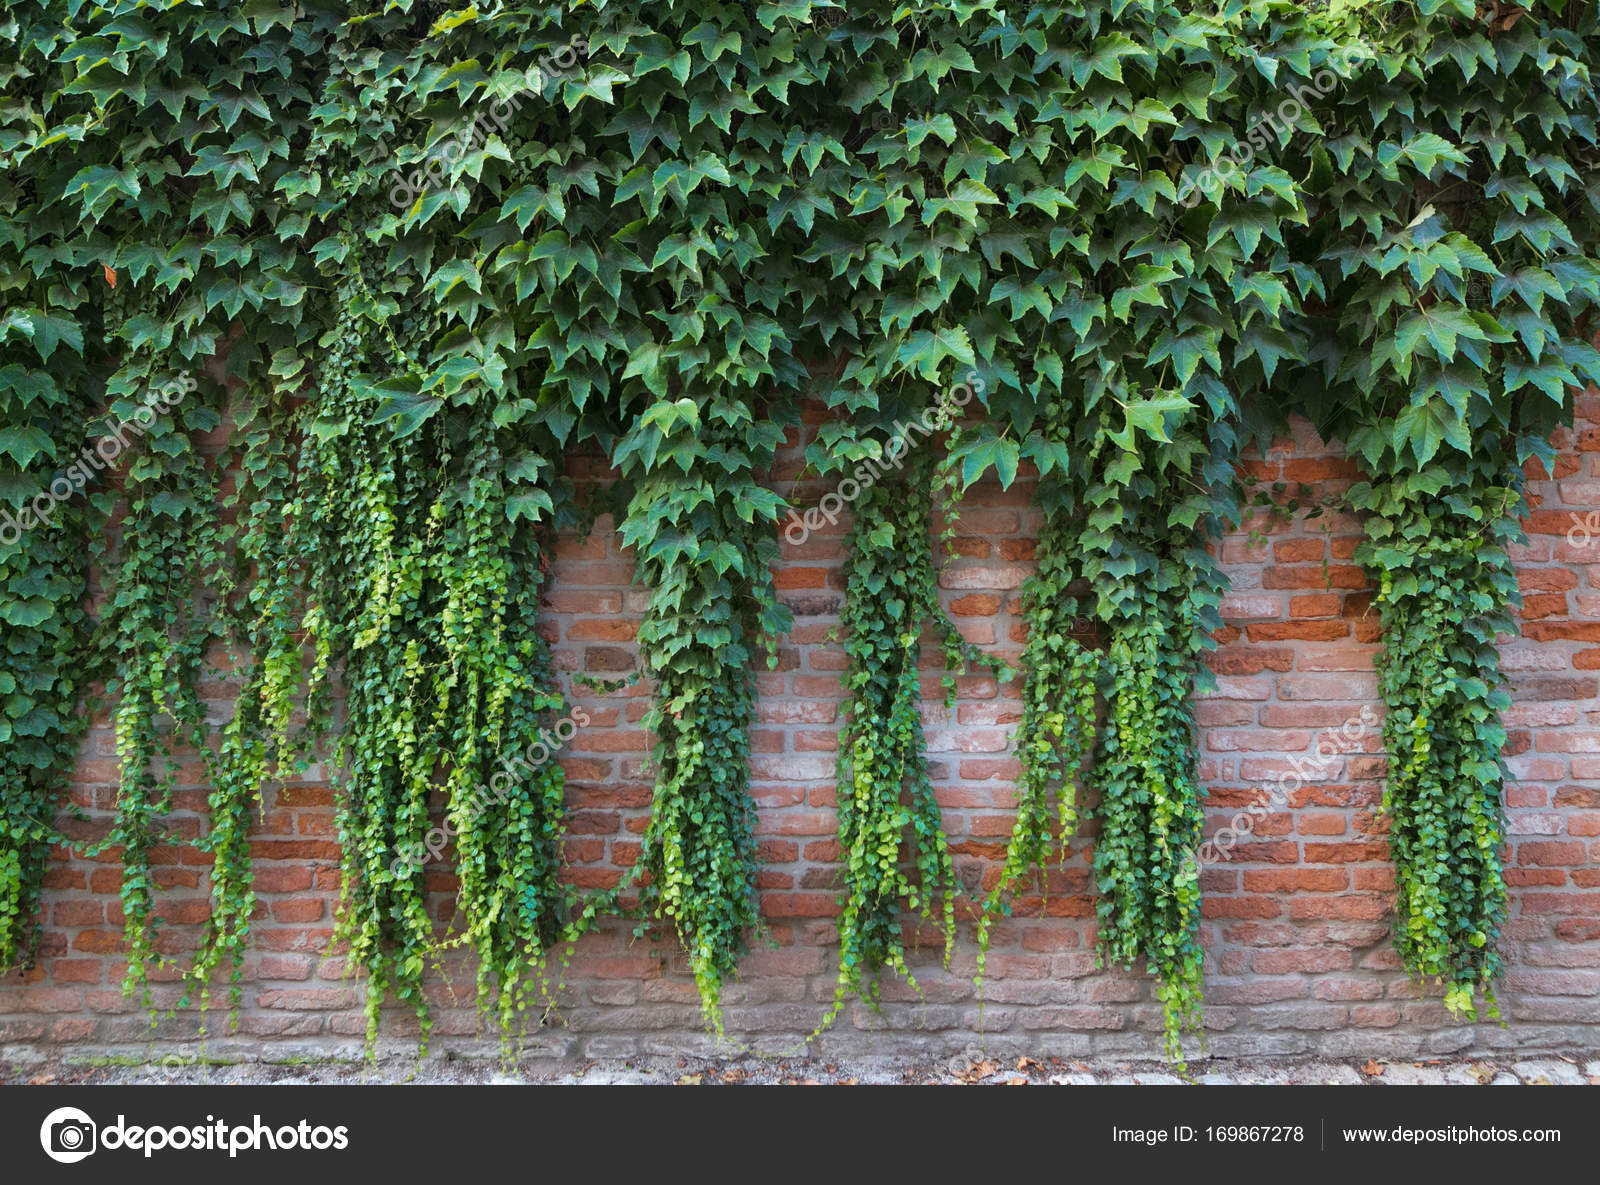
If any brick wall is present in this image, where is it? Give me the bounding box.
[2,400,1597,1064]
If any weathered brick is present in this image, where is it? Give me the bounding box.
[1242,869,1348,893]
[1251,949,1352,974]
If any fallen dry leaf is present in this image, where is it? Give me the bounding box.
[1006,1075,1028,1086]
[676,1073,703,1086]
[1467,1063,1496,1085]
[1528,1075,1552,1086]
[953,1057,1001,1084]
[1360,1059,1385,1077]
[1016,1056,1042,1073]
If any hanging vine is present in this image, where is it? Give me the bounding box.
[188,386,305,1023]
[298,210,578,1046]
[1349,460,1521,1017]
[613,398,791,1029]
[1089,568,1214,1061]
[1293,0,1600,1018]
[94,360,224,1007]
[823,450,997,1019]
[0,445,92,974]
[0,277,98,974]
[0,0,103,969]
[936,1,1334,1063]
[974,509,1099,985]
[302,251,440,1044]
[1043,375,1245,1069]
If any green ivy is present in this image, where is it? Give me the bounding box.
[825,449,1005,1020]
[1288,0,1600,1018]
[975,509,1099,989]
[2,0,1598,1066]
[614,395,792,1029]
[186,384,304,1023]
[0,280,97,972]
[1350,461,1519,1017]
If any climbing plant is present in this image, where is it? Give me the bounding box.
[1,0,1598,1066]
[1286,0,1600,1018]
[973,490,1098,987]
[294,46,584,1042]
[0,0,106,971]
[95,362,223,1007]
[824,447,1005,1019]
[0,249,98,974]
[938,0,1350,1062]
[563,0,813,1024]
[1349,462,1520,1018]
[613,396,790,1029]
[189,385,305,1022]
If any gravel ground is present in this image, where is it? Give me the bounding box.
[5,1051,1596,1086]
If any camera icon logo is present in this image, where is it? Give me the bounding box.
[40,1107,97,1163]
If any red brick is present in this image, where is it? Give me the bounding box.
[48,960,103,984]
[1206,648,1296,674]
[1518,593,1570,619]
[53,901,104,926]
[758,701,838,724]
[1295,814,1348,836]
[759,894,838,918]
[1289,593,1341,617]
[1303,842,1389,863]
[1288,896,1390,921]
[1274,538,1326,562]
[1523,621,1600,642]
[257,954,315,981]
[1519,841,1588,866]
[1296,645,1381,672]
[950,593,1002,616]
[1242,869,1348,893]
[249,840,342,862]
[270,899,326,923]
[1251,949,1352,974]
[1260,565,1367,590]
[1201,897,1284,919]
[773,567,827,589]
[1000,539,1036,561]
[13,988,82,1013]
[1244,621,1350,642]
